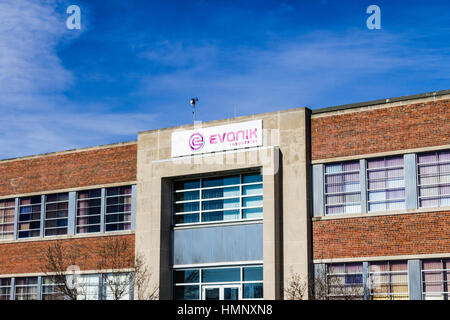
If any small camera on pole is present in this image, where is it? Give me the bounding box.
[190,97,198,123]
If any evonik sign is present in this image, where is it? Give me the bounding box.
[171,120,263,157]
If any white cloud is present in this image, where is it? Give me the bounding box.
[0,0,160,159]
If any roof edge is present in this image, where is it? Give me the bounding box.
[311,89,450,115]
[0,140,137,163]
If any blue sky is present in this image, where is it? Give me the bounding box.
[1,0,450,159]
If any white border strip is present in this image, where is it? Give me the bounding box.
[314,252,450,264]
[172,260,263,269]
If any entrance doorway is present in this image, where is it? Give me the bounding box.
[202,285,241,300]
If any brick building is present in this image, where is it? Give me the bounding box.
[0,89,448,300]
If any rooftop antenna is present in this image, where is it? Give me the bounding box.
[190,97,198,123]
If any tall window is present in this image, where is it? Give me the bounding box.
[14,277,38,300]
[422,259,450,300]
[44,193,69,236]
[103,273,131,300]
[76,189,101,234]
[76,274,100,300]
[18,196,41,238]
[324,161,361,215]
[173,172,263,225]
[369,261,408,300]
[0,278,11,300]
[326,263,364,300]
[367,156,405,212]
[417,150,450,208]
[0,199,15,240]
[41,277,65,300]
[105,186,132,232]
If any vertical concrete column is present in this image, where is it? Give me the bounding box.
[262,152,280,299]
[280,109,311,300]
[10,278,15,300]
[129,273,135,300]
[131,185,137,231]
[362,262,369,300]
[312,164,324,217]
[37,276,42,300]
[100,188,106,233]
[98,274,104,300]
[68,191,76,235]
[13,198,19,240]
[408,259,422,300]
[404,154,418,210]
[40,195,45,238]
[360,159,367,214]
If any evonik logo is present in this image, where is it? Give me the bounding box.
[189,133,204,151]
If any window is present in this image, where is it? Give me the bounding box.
[76,189,101,234]
[76,274,100,300]
[18,196,41,238]
[326,263,364,300]
[173,265,263,300]
[105,186,132,232]
[0,278,11,300]
[0,199,15,240]
[173,172,263,225]
[41,277,65,300]
[369,261,408,300]
[14,277,38,300]
[103,273,131,300]
[324,161,361,215]
[44,193,69,236]
[417,150,450,208]
[422,259,450,300]
[367,156,405,212]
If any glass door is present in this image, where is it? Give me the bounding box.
[202,285,241,300]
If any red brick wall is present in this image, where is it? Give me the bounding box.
[0,234,135,275]
[0,144,137,197]
[313,211,450,260]
[311,99,450,161]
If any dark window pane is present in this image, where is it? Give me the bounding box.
[202,268,240,283]
[243,283,263,299]
[202,210,239,222]
[175,180,200,191]
[174,286,199,300]
[243,267,263,281]
[242,173,262,184]
[202,175,240,188]
[174,214,199,224]
[174,270,199,284]
[175,191,200,202]
[175,202,199,213]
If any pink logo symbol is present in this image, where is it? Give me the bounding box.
[189,133,204,151]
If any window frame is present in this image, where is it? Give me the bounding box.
[421,259,450,300]
[326,263,364,300]
[104,186,132,233]
[0,199,16,241]
[18,196,42,239]
[172,172,263,226]
[366,155,406,213]
[173,265,263,300]
[44,193,69,237]
[323,161,362,216]
[75,189,102,234]
[417,150,450,209]
[368,260,409,300]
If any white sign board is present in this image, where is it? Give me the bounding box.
[171,120,263,157]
